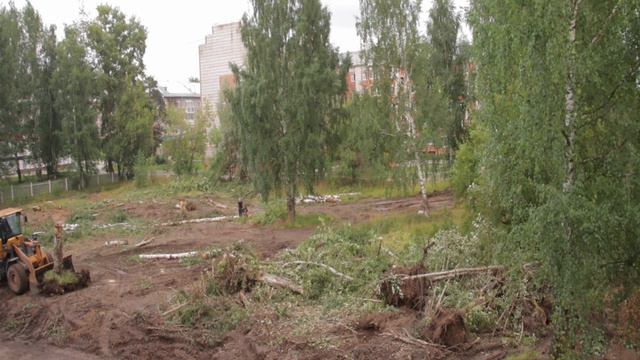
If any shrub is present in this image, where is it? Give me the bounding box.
[133,153,151,188]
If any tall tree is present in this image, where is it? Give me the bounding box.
[468,0,640,352]
[0,4,21,177]
[36,25,64,177]
[230,0,346,222]
[85,5,148,175]
[54,25,99,188]
[358,0,434,215]
[426,0,468,150]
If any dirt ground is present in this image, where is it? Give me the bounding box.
[0,191,546,360]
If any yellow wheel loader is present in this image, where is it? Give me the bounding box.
[0,208,73,294]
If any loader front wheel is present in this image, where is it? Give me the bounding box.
[7,264,29,295]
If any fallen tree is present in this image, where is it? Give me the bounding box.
[379,265,505,308]
[139,252,199,260]
[158,215,239,227]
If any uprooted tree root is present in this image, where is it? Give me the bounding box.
[378,264,430,309]
[213,252,258,294]
[208,250,303,296]
[40,269,91,295]
[420,308,468,348]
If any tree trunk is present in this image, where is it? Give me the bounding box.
[287,193,296,223]
[14,153,22,183]
[411,130,430,216]
[563,0,580,194]
[403,76,429,216]
[53,223,64,274]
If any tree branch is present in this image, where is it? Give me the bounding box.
[590,0,622,46]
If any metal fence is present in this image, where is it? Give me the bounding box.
[0,173,122,204]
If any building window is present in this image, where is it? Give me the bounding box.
[351,73,356,82]
[185,99,195,123]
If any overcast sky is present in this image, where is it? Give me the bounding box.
[4,0,470,91]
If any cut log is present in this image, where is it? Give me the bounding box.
[134,239,154,248]
[283,261,353,281]
[257,273,303,294]
[104,240,128,246]
[158,215,239,227]
[139,252,199,260]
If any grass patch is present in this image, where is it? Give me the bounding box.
[358,204,466,254]
[109,209,129,223]
[44,270,79,286]
[180,256,205,267]
[251,201,333,229]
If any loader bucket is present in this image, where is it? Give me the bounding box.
[33,261,54,285]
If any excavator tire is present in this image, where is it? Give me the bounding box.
[7,263,29,295]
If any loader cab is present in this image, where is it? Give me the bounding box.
[0,208,23,245]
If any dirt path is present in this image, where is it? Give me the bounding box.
[0,340,101,360]
[0,192,454,359]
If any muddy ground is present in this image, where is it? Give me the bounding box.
[0,191,550,359]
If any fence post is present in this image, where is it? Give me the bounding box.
[65,178,69,192]
[11,185,14,201]
[48,180,52,194]
[30,182,34,197]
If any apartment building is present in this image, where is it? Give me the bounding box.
[159,83,201,125]
[198,22,246,128]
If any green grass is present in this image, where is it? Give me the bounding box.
[250,200,333,229]
[358,204,466,253]
[44,270,79,286]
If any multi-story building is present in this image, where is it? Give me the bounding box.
[198,22,246,128]
[159,84,201,125]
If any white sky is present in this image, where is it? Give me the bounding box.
[3,0,470,91]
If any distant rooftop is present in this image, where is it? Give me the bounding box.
[159,80,200,98]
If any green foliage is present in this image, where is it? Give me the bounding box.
[167,176,214,194]
[109,209,129,223]
[133,153,151,188]
[229,0,348,221]
[86,5,154,177]
[450,124,486,198]
[163,106,208,176]
[172,293,247,346]
[209,98,244,182]
[55,25,99,186]
[468,0,640,353]
[251,201,288,226]
[44,270,79,286]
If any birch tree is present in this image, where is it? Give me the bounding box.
[358,0,432,215]
[230,0,346,222]
[469,0,640,352]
